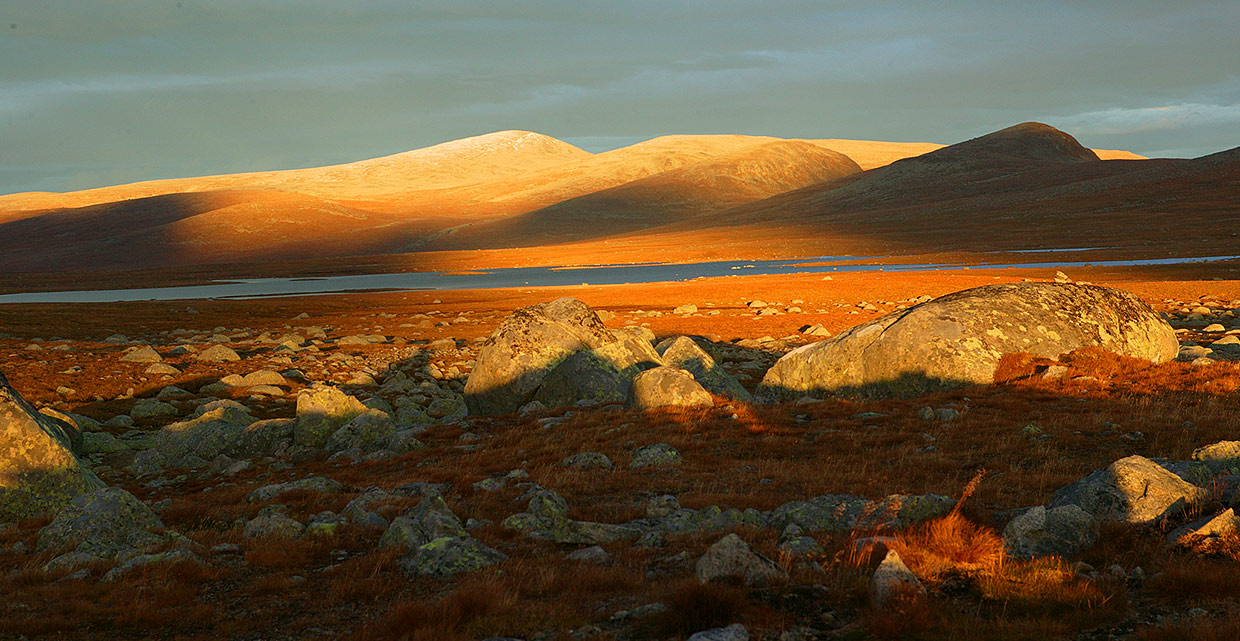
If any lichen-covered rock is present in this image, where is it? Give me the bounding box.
[243,510,306,539]
[103,547,205,582]
[1,371,103,521]
[398,535,507,577]
[325,409,396,453]
[233,418,295,457]
[657,336,752,402]
[1193,441,1240,472]
[561,452,614,471]
[155,407,252,461]
[767,493,954,533]
[1049,455,1206,525]
[627,366,714,410]
[532,340,661,409]
[37,487,165,559]
[1002,505,1099,560]
[629,443,682,469]
[247,476,343,502]
[760,283,1179,399]
[464,297,630,415]
[294,385,367,448]
[379,495,466,549]
[696,533,787,585]
[130,398,179,420]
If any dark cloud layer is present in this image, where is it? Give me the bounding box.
[2,1,1238,194]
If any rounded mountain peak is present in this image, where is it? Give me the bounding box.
[920,122,1099,164]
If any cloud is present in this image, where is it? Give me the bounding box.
[1050,103,1240,135]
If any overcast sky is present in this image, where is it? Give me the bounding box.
[2,1,1238,195]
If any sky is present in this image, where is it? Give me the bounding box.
[2,0,1239,196]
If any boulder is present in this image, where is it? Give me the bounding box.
[294,385,368,448]
[37,487,165,560]
[759,283,1178,399]
[247,476,343,502]
[102,547,205,582]
[688,625,749,641]
[1,371,102,521]
[627,366,714,410]
[656,336,752,402]
[696,533,787,585]
[1002,505,1099,560]
[244,510,306,539]
[629,443,682,469]
[119,346,162,363]
[1048,455,1206,525]
[532,339,662,409]
[464,297,637,415]
[325,409,396,453]
[155,407,253,462]
[398,535,507,577]
[195,345,241,363]
[870,549,926,610]
[1168,508,1240,547]
[561,452,614,471]
[379,495,467,549]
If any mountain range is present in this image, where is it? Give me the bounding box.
[1,123,1233,275]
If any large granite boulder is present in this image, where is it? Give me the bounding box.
[531,339,662,408]
[1,371,103,521]
[37,487,166,561]
[465,297,661,414]
[1048,455,1206,525]
[294,385,368,448]
[627,366,714,410]
[657,336,752,402]
[759,283,1178,399]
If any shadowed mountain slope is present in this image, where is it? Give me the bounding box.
[430,140,863,249]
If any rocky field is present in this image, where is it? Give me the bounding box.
[5,269,1240,641]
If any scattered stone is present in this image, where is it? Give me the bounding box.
[629,443,682,469]
[564,545,609,563]
[37,488,165,561]
[696,533,787,585]
[870,549,926,610]
[1049,455,1206,525]
[465,297,655,415]
[688,624,749,641]
[647,494,680,518]
[103,547,205,582]
[561,452,614,471]
[120,346,162,363]
[247,476,343,502]
[1002,505,1099,560]
[244,509,306,539]
[130,398,179,419]
[295,385,368,448]
[195,345,241,362]
[1168,508,1240,547]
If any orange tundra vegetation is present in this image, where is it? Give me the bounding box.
[4,268,1240,639]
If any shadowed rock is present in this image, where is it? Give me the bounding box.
[870,549,926,610]
[1,371,103,521]
[696,533,787,585]
[466,297,667,413]
[656,336,752,402]
[37,487,165,560]
[760,283,1178,399]
[1002,504,1099,560]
